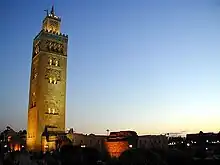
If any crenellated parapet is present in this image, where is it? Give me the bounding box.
[34,29,68,41]
[46,14,61,21]
[32,28,68,59]
[43,29,68,38]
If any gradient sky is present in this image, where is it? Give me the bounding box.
[1,0,220,135]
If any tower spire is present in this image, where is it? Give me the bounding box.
[50,5,55,16]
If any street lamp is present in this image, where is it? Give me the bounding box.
[106,129,109,136]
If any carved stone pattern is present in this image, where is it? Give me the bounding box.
[34,42,41,55]
[33,42,41,58]
[44,33,66,42]
[50,20,58,26]
[45,68,61,81]
[46,40,64,54]
[32,67,37,80]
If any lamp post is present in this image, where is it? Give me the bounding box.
[106,129,109,136]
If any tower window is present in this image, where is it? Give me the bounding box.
[53,78,57,84]
[48,78,57,84]
[34,73,37,79]
[48,59,59,67]
[49,59,52,65]
[30,101,36,108]
[49,78,53,83]
[32,68,37,80]
[55,60,59,66]
[46,108,58,115]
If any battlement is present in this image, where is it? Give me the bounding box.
[43,29,68,37]
[47,14,61,21]
[42,14,61,24]
[33,29,68,41]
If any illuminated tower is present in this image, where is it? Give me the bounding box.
[27,6,68,151]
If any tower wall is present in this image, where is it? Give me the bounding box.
[27,9,68,151]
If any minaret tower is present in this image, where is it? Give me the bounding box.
[27,6,68,151]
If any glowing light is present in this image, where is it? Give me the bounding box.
[81,145,86,148]
[105,141,129,158]
[49,59,52,65]
[14,144,20,151]
[129,144,132,148]
[4,145,7,148]
[55,61,58,66]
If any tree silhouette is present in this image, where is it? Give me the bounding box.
[166,149,191,165]
[119,148,165,165]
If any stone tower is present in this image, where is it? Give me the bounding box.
[27,6,68,151]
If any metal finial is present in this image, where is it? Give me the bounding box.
[50,5,55,16]
[44,9,49,16]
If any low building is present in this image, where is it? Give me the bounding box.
[168,136,185,150]
[41,126,70,152]
[138,135,168,151]
[0,127,26,152]
[186,131,220,156]
[104,131,168,158]
[9,135,25,151]
[66,130,139,158]
[105,131,138,158]
[1,127,168,156]
[67,129,106,152]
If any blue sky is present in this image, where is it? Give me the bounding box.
[1,0,220,135]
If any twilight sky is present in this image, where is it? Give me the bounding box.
[0,0,220,135]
